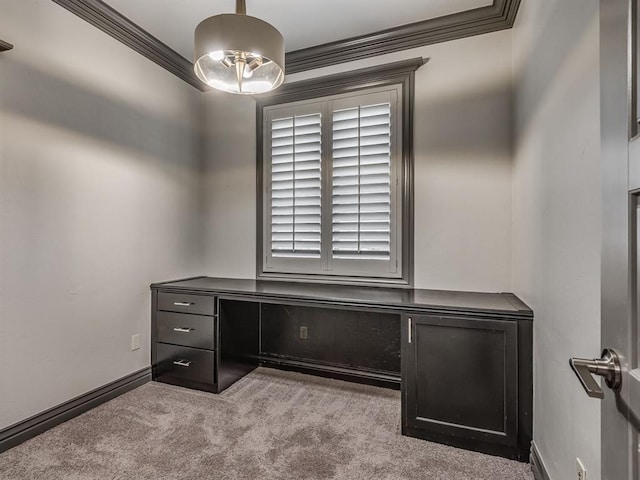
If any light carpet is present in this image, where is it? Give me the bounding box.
[0,368,533,480]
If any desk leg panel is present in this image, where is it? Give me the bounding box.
[217,299,260,392]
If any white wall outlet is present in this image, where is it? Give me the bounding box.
[131,333,140,351]
[576,458,587,480]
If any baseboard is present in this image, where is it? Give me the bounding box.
[530,442,551,480]
[259,357,401,390]
[0,367,151,454]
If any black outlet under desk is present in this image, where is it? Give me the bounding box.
[260,303,401,384]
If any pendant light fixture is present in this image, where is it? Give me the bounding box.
[194,0,285,94]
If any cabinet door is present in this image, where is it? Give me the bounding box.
[402,314,518,454]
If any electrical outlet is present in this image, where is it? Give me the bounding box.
[576,458,587,480]
[300,326,308,340]
[131,333,140,351]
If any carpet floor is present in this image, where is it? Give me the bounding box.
[0,368,533,480]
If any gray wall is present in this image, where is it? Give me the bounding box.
[202,31,514,292]
[1,6,604,476]
[202,91,258,279]
[512,0,602,478]
[0,1,203,429]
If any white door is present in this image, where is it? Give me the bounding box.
[571,1,640,479]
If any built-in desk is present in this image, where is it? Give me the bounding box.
[150,276,532,461]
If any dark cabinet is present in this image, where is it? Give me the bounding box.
[151,277,532,462]
[152,290,219,393]
[151,291,260,394]
[402,314,522,460]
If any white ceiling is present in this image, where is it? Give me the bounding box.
[104,0,493,60]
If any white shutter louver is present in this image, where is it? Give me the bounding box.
[331,103,391,260]
[270,113,322,258]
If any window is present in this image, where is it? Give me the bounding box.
[257,58,422,285]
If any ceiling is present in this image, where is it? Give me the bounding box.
[103,0,493,60]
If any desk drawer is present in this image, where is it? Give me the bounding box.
[156,343,215,385]
[157,292,215,316]
[157,312,215,350]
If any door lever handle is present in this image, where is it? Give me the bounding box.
[569,348,622,399]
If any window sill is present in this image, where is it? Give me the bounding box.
[257,272,412,289]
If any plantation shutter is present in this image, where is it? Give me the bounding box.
[331,103,392,260]
[262,84,403,280]
[270,113,322,258]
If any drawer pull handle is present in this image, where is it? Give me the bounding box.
[173,302,194,307]
[173,359,192,367]
[173,327,194,333]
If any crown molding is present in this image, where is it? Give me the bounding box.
[285,0,521,74]
[50,0,520,90]
[50,0,207,91]
[0,39,13,52]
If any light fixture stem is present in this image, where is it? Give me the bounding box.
[236,0,247,15]
[235,52,246,92]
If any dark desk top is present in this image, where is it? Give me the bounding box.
[151,276,532,319]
